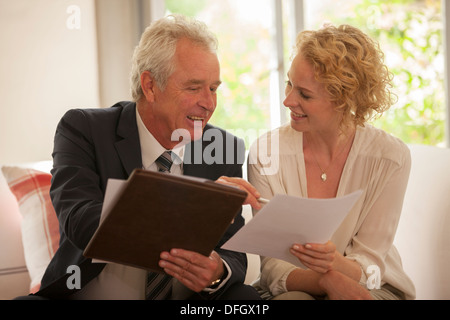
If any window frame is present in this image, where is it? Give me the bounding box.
[443,0,450,147]
[148,0,449,147]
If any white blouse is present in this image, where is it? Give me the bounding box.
[247,123,416,300]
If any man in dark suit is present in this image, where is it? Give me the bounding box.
[29,14,262,300]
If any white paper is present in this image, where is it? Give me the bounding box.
[221,190,363,268]
[92,178,127,263]
[99,179,128,223]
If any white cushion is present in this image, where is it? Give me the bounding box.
[394,145,450,300]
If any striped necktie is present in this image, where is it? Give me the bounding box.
[155,151,173,173]
[145,151,174,300]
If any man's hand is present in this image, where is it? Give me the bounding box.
[159,249,224,292]
[215,176,262,210]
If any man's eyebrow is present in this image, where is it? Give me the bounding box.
[184,79,222,86]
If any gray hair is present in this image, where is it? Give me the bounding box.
[130,14,218,102]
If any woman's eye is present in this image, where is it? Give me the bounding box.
[300,91,310,100]
[286,81,310,99]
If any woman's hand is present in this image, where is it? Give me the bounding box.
[290,240,337,273]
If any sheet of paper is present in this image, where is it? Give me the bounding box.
[222,190,363,268]
[99,179,127,224]
[92,178,127,263]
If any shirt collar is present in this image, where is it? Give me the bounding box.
[136,110,184,170]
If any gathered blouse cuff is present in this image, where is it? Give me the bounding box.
[345,254,374,288]
[275,269,292,296]
[260,257,298,296]
[357,264,369,287]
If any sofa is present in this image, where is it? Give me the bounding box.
[1,144,449,300]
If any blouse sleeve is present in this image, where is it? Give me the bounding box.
[344,143,411,287]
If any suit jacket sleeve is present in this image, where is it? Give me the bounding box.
[50,109,106,250]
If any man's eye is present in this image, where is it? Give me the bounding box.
[285,80,292,87]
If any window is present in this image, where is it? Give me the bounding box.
[164,0,281,149]
[157,0,447,147]
[304,0,445,146]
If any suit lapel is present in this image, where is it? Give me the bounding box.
[183,139,204,178]
[114,102,143,176]
[183,124,216,180]
[112,113,230,180]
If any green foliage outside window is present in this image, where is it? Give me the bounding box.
[166,0,445,146]
[165,0,272,150]
[348,0,444,146]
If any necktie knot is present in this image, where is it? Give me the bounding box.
[156,151,173,173]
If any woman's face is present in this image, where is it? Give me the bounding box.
[284,54,341,134]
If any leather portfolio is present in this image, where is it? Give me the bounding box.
[83,169,247,273]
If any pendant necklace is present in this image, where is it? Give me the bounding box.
[306,133,354,182]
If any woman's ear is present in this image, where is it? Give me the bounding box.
[140,71,156,103]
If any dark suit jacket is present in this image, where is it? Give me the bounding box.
[37,101,247,299]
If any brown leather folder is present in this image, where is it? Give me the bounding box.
[83,169,247,273]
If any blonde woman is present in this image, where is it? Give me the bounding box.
[248,24,415,300]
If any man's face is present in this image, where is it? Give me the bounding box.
[148,38,221,149]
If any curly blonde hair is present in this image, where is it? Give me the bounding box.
[295,24,395,130]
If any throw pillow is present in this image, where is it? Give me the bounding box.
[0,172,30,299]
[1,166,60,294]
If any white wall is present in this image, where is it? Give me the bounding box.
[95,0,146,108]
[0,0,100,164]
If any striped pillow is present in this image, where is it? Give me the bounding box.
[1,166,60,294]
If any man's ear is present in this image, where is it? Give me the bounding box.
[140,71,156,103]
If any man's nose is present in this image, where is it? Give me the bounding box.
[199,88,216,111]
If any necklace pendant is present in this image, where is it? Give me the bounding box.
[321,173,327,182]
